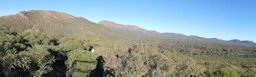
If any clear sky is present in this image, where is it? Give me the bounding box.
[0,0,255,42]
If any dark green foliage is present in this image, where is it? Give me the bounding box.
[0,24,102,77]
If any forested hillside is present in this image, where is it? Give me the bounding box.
[0,10,256,77]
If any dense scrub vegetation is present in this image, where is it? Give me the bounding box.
[0,24,256,77]
[0,25,113,77]
[102,43,256,77]
[158,40,256,57]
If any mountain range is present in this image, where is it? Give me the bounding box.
[0,10,255,46]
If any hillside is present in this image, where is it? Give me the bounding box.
[0,10,162,42]
[0,10,111,37]
[1,10,255,45]
[0,10,256,77]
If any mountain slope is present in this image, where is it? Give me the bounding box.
[0,10,114,38]
[99,21,256,46]
[0,10,255,45]
[0,10,255,47]
[0,10,162,42]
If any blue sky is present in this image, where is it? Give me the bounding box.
[0,0,255,42]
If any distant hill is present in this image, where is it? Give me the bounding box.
[0,10,255,46]
[229,39,256,45]
[99,20,256,46]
